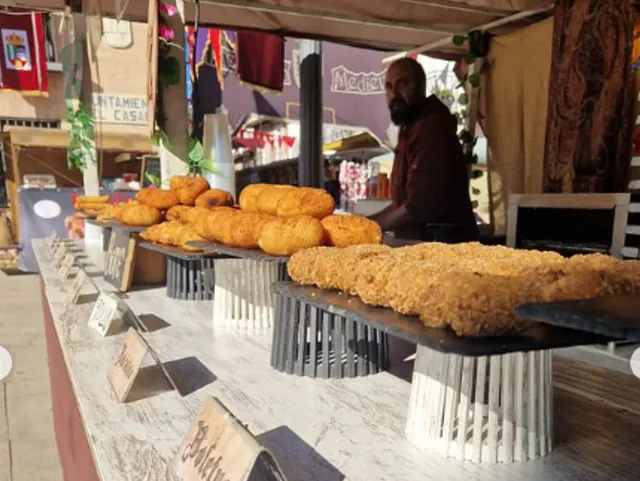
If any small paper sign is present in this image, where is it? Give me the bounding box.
[88,292,121,336]
[65,268,95,306]
[53,244,68,268]
[58,253,76,279]
[173,398,287,481]
[107,328,149,402]
[47,231,60,250]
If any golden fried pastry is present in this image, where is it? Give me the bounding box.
[288,247,334,285]
[119,204,162,226]
[276,187,335,219]
[136,188,180,210]
[255,185,297,215]
[75,195,109,205]
[198,207,239,243]
[96,203,124,223]
[185,206,211,225]
[195,189,234,209]
[75,202,110,212]
[170,176,210,205]
[258,215,325,256]
[332,245,392,293]
[321,214,383,247]
[227,212,275,248]
[166,205,192,222]
[353,255,399,307]
[238,184,270,211]
[175,224,204,252]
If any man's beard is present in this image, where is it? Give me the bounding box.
[389,99,422,126]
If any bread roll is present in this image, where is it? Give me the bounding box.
[276,187,335,219]
[320,214,383,247]
[258,215,325,256]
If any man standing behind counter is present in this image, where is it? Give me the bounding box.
[370,58,479,243]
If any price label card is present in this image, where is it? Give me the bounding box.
[88,292,121,336]
[47,231,60,250]
[53,244,68,268]
[107,328,149,403]
[58,253,76,279]
[173,398,287,481]
[104,230,136,291]
[65,268,95,306]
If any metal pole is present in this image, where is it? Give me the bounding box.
[298,39,323,188]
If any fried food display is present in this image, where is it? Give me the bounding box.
[276,187,336,219]
[197,207,239,243]
[195,189,234,209]
[166,205,192,222]
[255,185,297,216]
[227,212,275,249]
[140,221,204,252]
[75,195,109,205]
[97,203,125,223]
[170,176,210,205]
[119,204,162,226]
[287,242,640,337]
[258,215,326,256]
[136,188,180,210]
[238,183,269,211]
[185,206,211,226]
[320,214,383,247]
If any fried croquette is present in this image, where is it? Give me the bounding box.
[287,247,334,285]
[276,187,336,219]
[195,189,234,209]
[166,205,192,222]
[119,204,162,226]
[258,215,325,256]
[321,214,383,247]
[255,185,297,216]
[227,212,275,248]
[238,184,270,212]
[198,207,239,243]
[169,176,210,205]
[136,188,180,210]
[185,206,211,225]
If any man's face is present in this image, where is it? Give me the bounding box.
[385,61,422,126]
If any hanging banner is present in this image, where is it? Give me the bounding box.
[0,11,48,96]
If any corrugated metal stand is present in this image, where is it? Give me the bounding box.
[166,255,215,301]
[270,292,390,378]
[101,226,112,252]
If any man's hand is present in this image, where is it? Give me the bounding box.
[369,204,413,232]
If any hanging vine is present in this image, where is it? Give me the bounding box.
[452,30,490,208]
[66,100,96,171]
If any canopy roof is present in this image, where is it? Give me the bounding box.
[12,0,553,54]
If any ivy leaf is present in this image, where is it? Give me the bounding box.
[472,169,484,179]
[158,56,181,86]
[471,187,481,195]
[458,93,469,105]
[452,35,466,47]
[464,53,476,65]
[468,73,480,88]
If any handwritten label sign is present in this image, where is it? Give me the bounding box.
[65,269,96,306]
[88,292,122,336]
[47,231,61,250]
[104,229,136,291]
[107,328,149,402]
[58,253,76,279]
[53,243,68,268]
[173,398,287,481]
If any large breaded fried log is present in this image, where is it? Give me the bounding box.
[166,205,192,222]
[320,214,382,247]
[195,189,234,209]
[276,187,335,219]
[136,188,180,210]
[287,247,334,285]
[119,204,162,227]
[258,215,326,256]
[238,184,269,212]
[332,245,392,293]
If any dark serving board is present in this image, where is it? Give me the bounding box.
[187,241,289,263]
[139,241,225,261]
[273,282,615,357]
[516,295,640,342]
[101,220,148,234]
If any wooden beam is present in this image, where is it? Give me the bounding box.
[5,127,154,152]
[9,143,21,242]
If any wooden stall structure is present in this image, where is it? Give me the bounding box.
[2,126,154,241]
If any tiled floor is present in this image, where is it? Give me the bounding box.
[0,271,62,481]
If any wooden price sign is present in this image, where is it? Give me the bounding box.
[53,243,68,268]
[107,327,179,402]
[47,231,61,251]
[88,292,122,336]
[104,229,136,292]
[173,398,287,481]
[65,268,97,306]
[58,253,76,279]
[107,328,149,402]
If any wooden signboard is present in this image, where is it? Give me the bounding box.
[88,292,122,336]
[53,243,68,268]
[58,253,76,279]
[173,398,288,481]
[107,328,149,402]
[107,327,179,403]
[104,229,136,292]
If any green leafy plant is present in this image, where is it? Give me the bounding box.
[66,101,96,171]
[187,138,220,175]
[145,172,162,187]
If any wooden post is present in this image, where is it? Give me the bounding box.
[7,142,21,241]
[159,0,188,183]
[463,58,483,161]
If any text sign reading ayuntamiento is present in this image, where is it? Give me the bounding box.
[91,93,149,125]
[173,398,287,481]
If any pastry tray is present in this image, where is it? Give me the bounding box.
[272,282,615,357]
[516,295,640,342]
[187,241,289,263]
[139,241,225,261]
[100,220,148,234]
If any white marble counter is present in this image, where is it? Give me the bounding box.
[34,240,640,481]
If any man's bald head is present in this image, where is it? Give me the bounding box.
[385,57,427,126]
